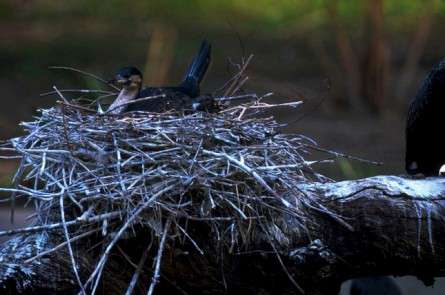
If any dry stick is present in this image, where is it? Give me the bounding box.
[212,72,241,96]
[53,86,70,104]
[41,89,116,97]
[214,93,258,102]
[57,101,98,113]
[147,218,172,295]
[0,211,121,237]
[53,89,77,162]
[231,76,249,96]
[256,161,334,170]
[303,144,383,165]
[112,133,126,192]
[0,155,22,159]
[247,101,303,109]
[24,229,98,264]
[49,66,120,91]
[175,222,204,255]
[15,186,61,200]
[223,54,254,97]
[10,158,26,223]
[188,139,203,173]
[124,239,154,295]
[0,147,71,154]
[87,184,177,295]
[117,245,139,269]
[60,194,86,294]
[202,150,291,207]
[258,221,305,294]
[0,197,15,204]
[212,54,249,95]
[220,100,302,114]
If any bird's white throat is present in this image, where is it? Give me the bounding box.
[108,88,139,114]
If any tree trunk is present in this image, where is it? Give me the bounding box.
[362,0,387,112]
[1,175,445,294]
[325,0,362,110]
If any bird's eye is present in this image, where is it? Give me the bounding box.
[129,75,142,83]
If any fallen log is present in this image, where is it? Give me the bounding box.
[1,175,444,295]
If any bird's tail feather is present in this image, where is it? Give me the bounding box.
[181,40,211,96]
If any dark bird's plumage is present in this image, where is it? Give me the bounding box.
[114,67,143,80]
[406,59,445,176]
[110,40,212,113]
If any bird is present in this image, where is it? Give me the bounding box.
[405,58,445,176]
[107,40,212,114]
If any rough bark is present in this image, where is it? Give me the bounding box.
[1,175,445,295]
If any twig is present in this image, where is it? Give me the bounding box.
[60,194,86,294]
[10,158,25,223]
[304,144,383,165]
[40,89,116,97]
[87,184,177,294]
[0,211,121,237]
[49,66,120,90]
[24,229,98,263]
[202,149,287,205]
[147,218,171,295]
[259,221,305,294]
[124,238,154,295]
[223,54,253,97]
[52,86,70,104]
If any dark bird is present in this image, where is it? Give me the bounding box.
[108,40,211,114]
[406,59,445,176]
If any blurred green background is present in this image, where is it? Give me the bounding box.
[1,0,445,181]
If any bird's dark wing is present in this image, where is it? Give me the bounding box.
[406,75,433,131]
[408,59,445,128]
[405,72,433,173]
[180,40,212,98]
[126,87,195,113]
[405,59,445,175]
[124,40,212,113]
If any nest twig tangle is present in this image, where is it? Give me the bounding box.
[0,59,342,294]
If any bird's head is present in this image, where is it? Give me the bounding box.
[109,66,143,91]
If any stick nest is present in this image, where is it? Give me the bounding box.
[1,92,335,293]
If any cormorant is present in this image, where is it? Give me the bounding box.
[406,59,445,176]
[108,40,211,114]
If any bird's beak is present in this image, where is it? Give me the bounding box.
[108,74,129,86]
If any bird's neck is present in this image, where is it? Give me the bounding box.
[108,87,140,114]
